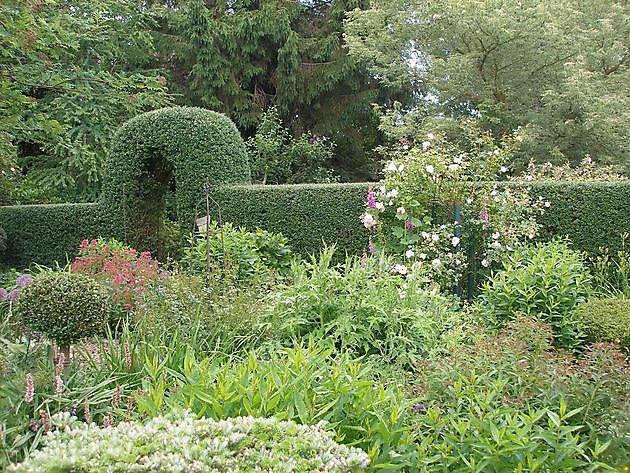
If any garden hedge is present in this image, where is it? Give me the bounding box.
[0,203,106,266]
[1,181,629,267]
[100,107,250,248]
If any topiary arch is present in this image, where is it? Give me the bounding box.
[100,107,250,248]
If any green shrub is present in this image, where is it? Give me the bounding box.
[247,106,338,184]
[136,343,417,470]
[18,271,111,347]
[578,298,630,349]
[136,272,267,354]
[413,317,629,470]
[480,240,591,349]
[100,106,251,249]
[261,247,465,367]
[182,221,293,284]
[10,410,370,473]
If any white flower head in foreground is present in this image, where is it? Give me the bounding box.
[396,207,406,215]
[375,201,385,210]
[425,164,434,174]
[393,264,408,275]
[451,236,460,247]
[10,410,370,473]
[405,249,415,259]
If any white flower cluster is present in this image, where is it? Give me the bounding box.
[10,410,370,473]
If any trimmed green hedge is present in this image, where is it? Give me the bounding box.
[101,107,250,248]
[0,203,107,266]
[209,183,370,258]
[1,181,629,267]
[528,181,630,256]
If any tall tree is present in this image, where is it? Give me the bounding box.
[152,0,407,179]
[345,0,629,170]
[0,0,173,203]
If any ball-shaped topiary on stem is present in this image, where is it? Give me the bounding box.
[19,272,111,359]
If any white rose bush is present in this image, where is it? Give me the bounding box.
[362,125,543,291]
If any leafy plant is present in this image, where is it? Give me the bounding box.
[136,271,267,354]
[413,317,628,470]
[10,410,370,473]
[590,233,630,298]
[480,240,591,349]
[182,222,293,285]
[578,298,630,349]
[247,106,338,185]
[261,247,465,366]
[135,342,418,470]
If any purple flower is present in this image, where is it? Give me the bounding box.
[368,239,376,255]
[6,289,20,302]
[367,189,376,209]
[0,288,7,302]
[16,274,33,288]
[405,219,414,232]
[412,402,426,413]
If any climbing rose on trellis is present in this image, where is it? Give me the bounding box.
[71,239,159,310]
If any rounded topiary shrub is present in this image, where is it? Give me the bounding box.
[19,272,111,348]
[10,410,370,472]
[100,107,250,249]
[578,298,630,349]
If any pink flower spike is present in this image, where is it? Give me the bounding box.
[25,373,34,403]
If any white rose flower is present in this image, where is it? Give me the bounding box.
[388,188,399,198]
[432,234,440,242]
[375,201,385,210]
[398,164,405,172]
[419,253,427,260]
[544,201,551,208]
[425,164,434,174]
[405,249,415,258]
[492,232,500,240]
[393,264,408,275]
[500,166,508,173]
[431,258,441,266]
[361,213,376,229]
[386,161,398,172]
[427,133,435,140]
[396,207,406,215]
[422,141,431,150]
[421,231,430,239]
[491,241,502,249]
[481,259,490,268]
[452,236,460,247]
[448,163,460,171]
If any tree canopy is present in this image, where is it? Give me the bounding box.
[345,0,629,170]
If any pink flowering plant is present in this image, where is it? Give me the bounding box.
[71,239,159,312]
[362,123,543,289]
